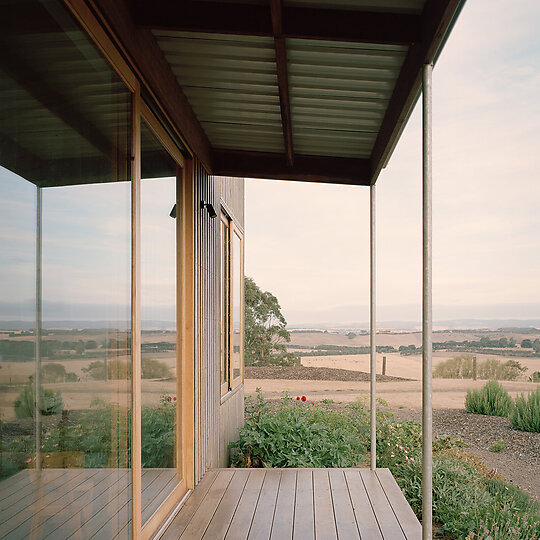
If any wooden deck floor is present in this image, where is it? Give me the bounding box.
[0,468,176,540]
[162,468,421,540]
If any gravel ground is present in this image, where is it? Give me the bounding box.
[245,365,410,382]
[392,408,540,501]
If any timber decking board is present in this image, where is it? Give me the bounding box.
[165,468,421,540]
[0,467,421,539]
[376,468,422,540]
[292,469,314,540]
[224,469,265,540]
[0,468,178,540]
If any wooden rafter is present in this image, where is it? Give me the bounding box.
[213,149,370,186]
[134,1,421,46]
[369,0,464,183]
[270,0,293,167]
[90,0,213,170]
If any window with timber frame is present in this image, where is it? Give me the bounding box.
[221,210,244,395]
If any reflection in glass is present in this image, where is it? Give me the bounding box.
[232,231,243,381]
[140,120,179,525]
[0,1,132,538]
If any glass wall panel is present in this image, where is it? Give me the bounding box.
[0,2,132,538]
[231,230,243,381]
[140,120,179,525]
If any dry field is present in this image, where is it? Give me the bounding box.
[246,348,539,410]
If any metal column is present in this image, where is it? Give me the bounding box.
[370,184,376,470]
[422,63,433,540]
[35,187,42,469]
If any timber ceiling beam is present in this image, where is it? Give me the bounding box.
[270,0,294,167]
[369,0,464,183]
[134,1,421,46]
[213,149,371,186]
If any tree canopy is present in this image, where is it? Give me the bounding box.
[244,277,299,366]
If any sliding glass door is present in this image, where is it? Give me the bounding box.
[0,2,192,539]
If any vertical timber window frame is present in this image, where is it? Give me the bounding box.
[62,2,195,539]
[220,213,231,396]
[221,208,244,396]
[139,101,193,537]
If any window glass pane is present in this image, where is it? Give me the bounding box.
[221,219,230,389]
[231,231,243,380]
[0,2,132,538]
[140,120,179,525]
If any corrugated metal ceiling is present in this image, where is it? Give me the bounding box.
[155,31,284,154]
[154,29,408,158]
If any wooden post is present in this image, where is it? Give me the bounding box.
[473,356,477,381]
[382,356,387,376]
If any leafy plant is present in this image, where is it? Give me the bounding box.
[435,356,526,380]
[490,439,505,452]
[510,387,540,433]
[141,357,172,379]
[13,380,63,418]
[230,390,370,468]
[141,394,176,468]
[465,381,513,416]
[41,362,78,383]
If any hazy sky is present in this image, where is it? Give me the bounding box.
[245,0,540,325]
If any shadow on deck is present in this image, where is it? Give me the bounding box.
[162,468,421,540]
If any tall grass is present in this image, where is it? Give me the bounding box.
[465,381,513,416]
[511,387,540,433]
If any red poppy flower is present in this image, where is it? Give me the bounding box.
[173,397,177,401]
[167,396,172,402]
[301,396,307,401]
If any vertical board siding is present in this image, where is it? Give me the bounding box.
[193,162,245,482]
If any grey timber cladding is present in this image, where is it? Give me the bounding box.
[193,162,245,482]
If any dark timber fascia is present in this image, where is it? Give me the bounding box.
[369,0,465,184]
[213,150,370,186]
[91,0,213,170]
[270,0,294,167]
[134,1,421,46]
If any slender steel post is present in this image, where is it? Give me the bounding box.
[35,187,42,470]
[370,184,376,471]
[422,63,433,540]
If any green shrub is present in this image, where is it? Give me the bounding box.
[490,439,505,452]
[229,391,370,468]
[82,357,171,380]
[14,380,63,418]
[530,371,540,383]
[393,452,540,539]
[510,388,540,433]
[435,356,526,380]
[141,394,176,467]
[478,359,526,381]
[41,362,78,383]
[82,358,129,380]
[465,381,513,416]
[141,357,172,379]
[434,354,475,379]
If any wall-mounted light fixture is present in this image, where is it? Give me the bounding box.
[201,200,217,219]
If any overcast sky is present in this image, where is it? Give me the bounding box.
[245,0,540,326]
